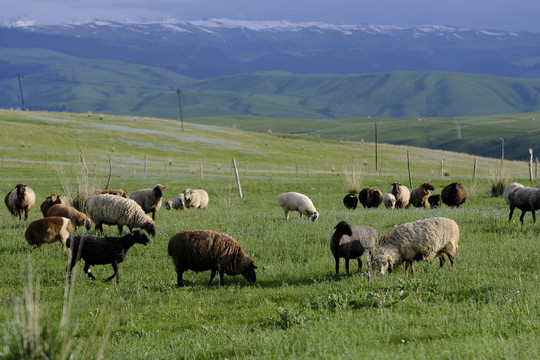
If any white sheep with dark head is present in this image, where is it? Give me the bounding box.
[130,184,165,220]
[277,192,318,221]
[5,184,35,220]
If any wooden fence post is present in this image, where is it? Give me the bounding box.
[529,148,534,181]
[407,150,412,188]
[105,152,112,189]
[473,158,477,178]
[232,159,243,198]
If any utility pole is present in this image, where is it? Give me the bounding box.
[17,73,26,110]
[177,88,184,131]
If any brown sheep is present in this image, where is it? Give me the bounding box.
[168,230,257,286]
[441,182,467,207]
[358,188,383,208]
[25,217,73,249]
[40,193,65,217]
[47,204,92,230]
[5,184,36,220]
[410,182,435,208]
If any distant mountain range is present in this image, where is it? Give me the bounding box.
[3,18,540,79]
[2,18,540,120]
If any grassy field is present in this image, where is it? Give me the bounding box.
[0,110,539,359]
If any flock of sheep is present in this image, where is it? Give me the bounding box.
[4,179,540,285]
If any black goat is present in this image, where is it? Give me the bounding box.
[66,230,150,283]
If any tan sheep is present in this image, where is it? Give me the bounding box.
[168,230,257,286]
[40,193,72,217]
[388,182,410,208]
[47,204,92,230]
[25,217,73,249]
[277,192,318,221]
[130,184,165,220]
[377,217,459,274]
[5,184,36,220]
[86,194,156,236]
[183,189,209,209]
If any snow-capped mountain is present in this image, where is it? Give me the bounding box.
[2,18,540,78]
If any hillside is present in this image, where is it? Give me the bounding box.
[3,47,540,120]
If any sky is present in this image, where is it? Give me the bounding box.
[2,0,540,32]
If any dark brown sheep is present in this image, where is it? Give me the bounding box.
[428,194,442,209]
[441,182,467,207]
[343,192,358,210]
[358,188,383,208]
[168,230,257,286]
[410,182,435,208]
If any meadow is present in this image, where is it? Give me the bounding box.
[0,109,539,359]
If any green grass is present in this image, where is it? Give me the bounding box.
[1,110,539,359]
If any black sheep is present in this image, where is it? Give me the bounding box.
[358,188,383,208]
[343,193,358,209]
[428,194,441,209]
[66,230,150,283]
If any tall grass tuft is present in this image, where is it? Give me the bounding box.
[341,154,361,194]
[56,158,101,211]
[1,261,112,359]
[489,169,508,197]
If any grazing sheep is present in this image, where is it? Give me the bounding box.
[40,193,66,217]
[47,204,92,230]
[165,193,187,210]
[5,184,36,220]
[410,182,435,208]
[358,188,383,208]
[503,182,540,224]
[183,189,209,209]
[86,194,156,236]
[66,230,150,283]
[428,194,442,209]
[129,184,165,220]
[168,230,257,286]
[343,192,358,210]
[388,182,410,208]
[25,217,73,249]
[99,189,129,198]
[330,221,378,275]
[441,182,467,207]
[376,217,459,275]
[277,192,319,221]
[383,193,396,209]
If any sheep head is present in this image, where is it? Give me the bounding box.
[334,221,353,237]
[422,182,435,192]
[153,184,165,198]
[16,184,26,199]
[308,211,319,221]
[241,262,257,283]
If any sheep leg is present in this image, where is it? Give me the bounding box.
[66,257,80,283]
[357,258,362,272]
[83,263,96,280]
[151,211,156,220]
[24,207,29,220]
[334,257,340,275]
[405,261,414,274]
[438,254,446,268]
[447,254,456,267]
[105,262,119,283]
[345,258,350,274]
[532,210,537,224]
[208,269,217,286]
[117,225,124,235]
[95,223,104,233]
[519,210,527,224]
[219,270,225,286]
[176,270,184,287]
[508,206,515,221]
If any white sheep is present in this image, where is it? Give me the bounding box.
[5,184,36,220]
[183,189,209,209]
[25,217,73,249]
[376,217,459,274]
[129,184,165,220]
[165,193,186,210]
[388,182,410,208]
[383,193,396,209]
[86,194,156,236]
[277,192,318,221]
[503,182,540,224]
